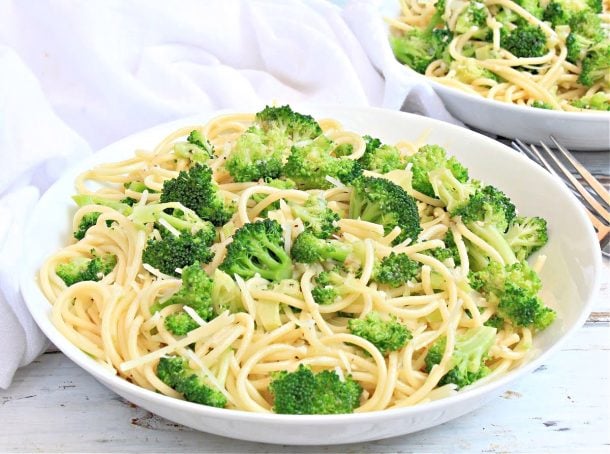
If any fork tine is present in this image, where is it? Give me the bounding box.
[512,139,543,165]
[550,136,610,206]
[538,142,610,223]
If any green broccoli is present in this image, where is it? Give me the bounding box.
[219,219,292,281]
[173,130,215,163]
[392,27,453,74]
[451,59,500,84]
[424,230,462,266]
[503,25,548,58]
[358,135,407,174]
[56,252,117,286]
[566,11,604,64]
[255,105,323,142]
[543,0,602,27]
[349,176,422,245]
[514,0,544,18]
[72,194,133,215]
[157,356,227,408]
[150,263,215,336]
[391,0,452,74]
[290,195,339,239]
[504,216,548,261]
[470,261,556,329]
[455,1,490,38]
[453,185,518,268]
[311,270,340,305]
[408,144,469,198]
[283,136,362,189]
[142,227,215,277]
[579,40,610,87]
[484,314,506,329]
[74,212,102,240]
[160,163,234,226]
[571,93,610,110]
[269,364,362,414]
[348,312,412,355]
[130,202,216,237]
[226,127,287,182]
[291,230,352,264]
[531,100,554,109]
[373,252,421,287]
[424,326,496,388]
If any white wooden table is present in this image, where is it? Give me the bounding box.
[1,151,609,453]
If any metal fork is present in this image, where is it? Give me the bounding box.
[511,136,610,257]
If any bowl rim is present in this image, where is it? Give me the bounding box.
[20,105,604,425]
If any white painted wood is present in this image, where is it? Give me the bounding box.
[0,323,607,453]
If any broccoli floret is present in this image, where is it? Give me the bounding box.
[453,185,518,268]
[543,2,570,26]
[56,252,117,286]
[160,163,234,226]
[531,100,554,109]
[142,228,215,277]
[391,0,451,73]
[425,230,462,266]
[349,176,421,245]
[424,326,496,388]
[579,40,610,87]
[311,271,340,305]
[484,314,505,329]
[283,136,362,189]
[226,127,286,183]
[348,312,412,355]
[571,93,610,110]
[373,252,421,287]
[157,356,226,408]
[455,1,490,37]
[358,135,407,174]
[74,212,102,240]
[391,28,453,74]
[567,33,597,63]
[255,105,323,142]
[251,178,296,215]
[544,0,602,26]
[150,263,215,335]
[173,130,214,163]
[504,216,548,261]
[130,202,216,237]
[269,364,362,414]
[290,195,339,239]
[408,145,469,198]
[503,25,548,58]
[514,0,544,18]
[470,261,555,329]
[451,59,500,84]
[72,194,133,215]
[219,219,292,281]
[428,166,480,213]
[291,230,352,264]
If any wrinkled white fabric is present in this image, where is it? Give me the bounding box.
[0,0,456,388]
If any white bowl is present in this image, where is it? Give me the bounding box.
[20,106,602,445]
[379,1,610,151]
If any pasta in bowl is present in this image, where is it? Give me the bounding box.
[21,106,602,444]
[382,0,610,149]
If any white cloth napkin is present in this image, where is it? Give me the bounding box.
[0,0,456,388]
